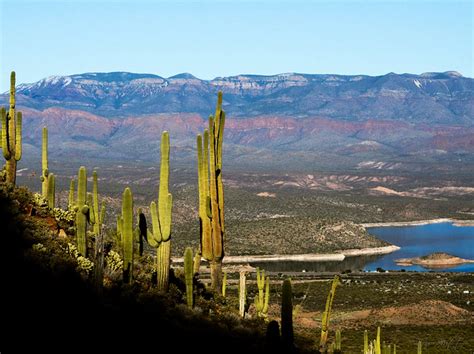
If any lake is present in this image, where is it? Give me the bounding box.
[365,222,474,272]
[250,222,474,273]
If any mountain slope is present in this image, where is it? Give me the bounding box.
[2,71,473,171]
[4,71,473,124]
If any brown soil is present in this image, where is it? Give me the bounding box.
[292,300,473,330]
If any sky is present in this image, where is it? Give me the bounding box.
[0,0,472,90]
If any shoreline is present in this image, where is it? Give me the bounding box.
[172,245,400,264]
[361,218,474,228]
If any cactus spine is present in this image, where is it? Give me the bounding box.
[1,72,22,185]
[281,278,294,351]
[197,91,226,291]
[147,131,172,291]
[255,268,270,319]
[75,166,88,256]
[319,275,340,352]
[121,187,134,283]
[184,247,194,308]
[47,173,55,209]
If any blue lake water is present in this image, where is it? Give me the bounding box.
[365,222,474,272]
[250,222,474,273]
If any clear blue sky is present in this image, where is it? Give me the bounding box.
[0,0,472,90]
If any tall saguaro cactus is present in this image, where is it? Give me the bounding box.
[41,127,49,197]
[147,131,172,291]
[122,187,134,283]
[197,91,226,291]
[1,72,22,185]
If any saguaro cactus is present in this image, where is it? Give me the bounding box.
[319,275,340,352]
[255,268,270,319]
[1,72,22,185]
[239,271,247,318]
[121,187,134,283]
[184,247,194,308]
[281,278,294,351]
[197,91,226,291]
[47,173,55,209]
[146,131,172,291]
[68,179,75,209]
[75,166,88,256]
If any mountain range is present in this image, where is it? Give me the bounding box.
[1,71,473,172]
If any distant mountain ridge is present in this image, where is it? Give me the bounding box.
[4,71,473,125]
[1,71,473,171]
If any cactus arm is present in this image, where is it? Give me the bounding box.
[47,173,55,209]
[263,276,270,314]
[149,201,162,243]
[14,112,21,161]
[1,108,11,159]
[222,271,227,297]
[92,171,100,235]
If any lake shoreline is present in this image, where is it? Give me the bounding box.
[361,218,474,228]
[172,245,400,264]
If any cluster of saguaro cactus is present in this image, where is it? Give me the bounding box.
[319,275,340,352]
[121,187,134,283]
[281,278,294,351]
[255,268,270,319]
[1,72,22,185]
[363,327,400,354]
[184,247,194,308]
[196,91,226,291]
[146,131,173,291]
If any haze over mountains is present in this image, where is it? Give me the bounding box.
[2,71,473,172]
